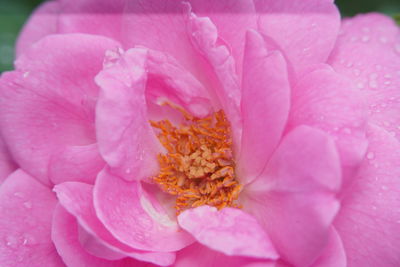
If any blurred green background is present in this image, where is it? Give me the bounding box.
[0,0,399,72]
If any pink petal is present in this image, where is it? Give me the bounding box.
[16,1,59,57]
[178,206,278,259]
[187,0,257,77]
[184,7,243,150]
[328,13,400,143]
[49,144,105,185]
[54,181,175,266]
[0,138,16,185]
[95,47,212,181]
[0,170,63,266]
[175,242,277,267]
[122,0,255,84]
[288,67,368,184]
[58,0,125,42]
[334,124,400,266]
[52,204,142,267]
[94,48,164,182]
[93,169,194,252]
[0,34,121,185]
[312,228,346,267]
[245,126,341,266]
[238,30,290,184]
[255,0,340,77]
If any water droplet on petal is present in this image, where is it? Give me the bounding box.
[23,201,32,209]
[366,152,375,160]
[379,36,388,44]
[125,168,131,174]
[5,235,19,249]
[381,185,388,191]
[361,36,370,42]
[342,128,352,134]
[394,44,400,54]
[13,192,24,198]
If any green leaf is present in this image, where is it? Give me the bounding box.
[394,14,400,25]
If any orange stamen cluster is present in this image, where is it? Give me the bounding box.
[150,105,241,214]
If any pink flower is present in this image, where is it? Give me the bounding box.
[1,0,399,266]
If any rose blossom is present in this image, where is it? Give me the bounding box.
[0,0,399,266]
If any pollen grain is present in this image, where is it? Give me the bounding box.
[150,105,241,214]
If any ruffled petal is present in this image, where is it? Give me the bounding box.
[184,6,242,150]
[52,204,142,267]
[93,169,194,252]
[175,242,277,267]
[95,47,212,181]
[122,0,255,81]
[334,124,400,266]
[255,0,340,77]
[16,1,59,57]
[245,126,341,266]
[328,13,400,142]
[187,0,257,77]
[238,30,290,184]
[288,66,368,183]
[0,170,63,267]
[54,181,175,266]
[0,34,121,185]
[312,228,346,267]
[178,206,278,259]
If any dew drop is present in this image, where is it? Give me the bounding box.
[369,80,378,89]
[5,235,19,249]
[394,44,400,54]
[370,72,379,79]
[23,71,30,78]
[342,128,352,134]
[366,152,375,160]
[13,192,24,198]
[381,185,388,191]
[379,36,388,44]
[362,27,370,33]
[125,168,131,174]
[356,82,365,89]
[372,205,377,210]
[361,36,370,42]
[23,201,32,209]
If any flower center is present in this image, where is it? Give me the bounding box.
[150,104,242,214]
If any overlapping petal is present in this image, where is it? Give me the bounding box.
[288,66,368,182]
[16,1,59,57]
[0,138,16,185]
[328,13,400,142]
[238,30,290,184]
[0,34,120,185]
[52,204,142,267]
[334,124,400,266]
[255,0,340,78]
[0,170,63,267]
[178,206,278,259]
[93,169,194,253]
[245,126,341,266]
[54,181,175,266]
